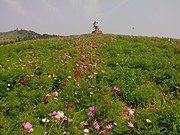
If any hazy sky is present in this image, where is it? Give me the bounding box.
[0,0,180,38]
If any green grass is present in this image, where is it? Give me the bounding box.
[0,34,180,134]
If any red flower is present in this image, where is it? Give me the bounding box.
[64,103,71,108]
[63,79,69,82]
[81,85,85,89]
[42,97,48,104]
[19,78,25,85]
[88,69,94,74]
[104,100,108,104]
[74,71,81,77]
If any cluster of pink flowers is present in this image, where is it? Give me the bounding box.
[88,106,97,119]
[81,105,118,134]
[124,107,135,128]
[42,91,59,104]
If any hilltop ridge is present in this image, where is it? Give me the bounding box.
[0,29,59,45]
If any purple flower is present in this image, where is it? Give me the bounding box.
[93,120,100,130]
[89,106,97,112]
[113,86,120,91]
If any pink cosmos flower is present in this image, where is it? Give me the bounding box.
[89,64,92,66]
[106,88,111,91]
[30,74,35,77]
[74,99,79,104]
[25,75,31,78]
[106,124,113,129]
[2,104,6,107]
[22,121,33,132]
[54,111,64,119]
[75,82,80,86]
[94,72,98,75]
[81,54,86,59]
[102,118,108,123]
[75,62,79,67]
[101,70,105,73]
[48,111,57,116]
[63,116,68,121]
[93,120,100,130]
[128,122,134,128]
[113,86,120,91]
[123,108,135,117]
[87,111,93,118]
[89,106,97,112]
[48,110,68,122]
[53,91,58,96]
[80,121,88,126]
[62,131,68,135]
[68,118,73,123]
[88,75,93,79]
[99,129,106,134]
[46,94,51,97]
[43,131,48,135]
[53,97,58,100]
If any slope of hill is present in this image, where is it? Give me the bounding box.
[0,29,59,45]
[0,34,179,134]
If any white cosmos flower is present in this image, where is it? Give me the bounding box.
[42,118,50,122]
[83,129,89,134]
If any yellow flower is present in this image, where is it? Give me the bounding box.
[146,119,152,123]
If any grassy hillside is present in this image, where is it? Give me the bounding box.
[0,34,180,134]
[0,29,58,45]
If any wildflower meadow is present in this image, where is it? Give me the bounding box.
[0,34,179,134]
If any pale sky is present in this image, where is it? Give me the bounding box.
[0,0,180,38]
